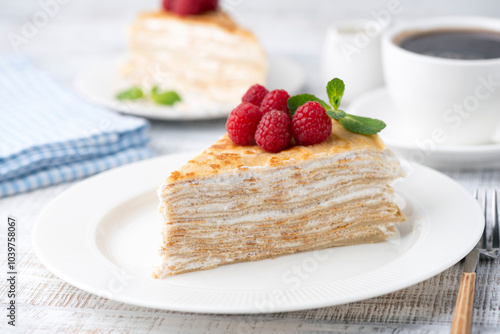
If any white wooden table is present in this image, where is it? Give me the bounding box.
[1,1,500,332]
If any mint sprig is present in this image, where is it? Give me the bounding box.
[288,78,386,135]
[116,86,181,106]
[151,86,181,106]
[116,86,143,100]
[326,78,344,110]
[326,109,347,120]
[339,115,386,135]
[288,94,346,119]
[287,94,330,116]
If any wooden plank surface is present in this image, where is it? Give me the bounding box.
[1,1,500,332]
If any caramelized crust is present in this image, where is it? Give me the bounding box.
[137,10,253,36]
[167,121,385,183]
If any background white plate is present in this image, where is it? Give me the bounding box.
[348,88,500,169]
[74,56,305,120]
[33,152,484,314]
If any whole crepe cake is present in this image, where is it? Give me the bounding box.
[121,0,267,107]
[154,80,407,278]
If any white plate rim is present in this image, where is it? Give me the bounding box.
[74,55,305,121]
[348,87,500,154]
[32,152,484,314]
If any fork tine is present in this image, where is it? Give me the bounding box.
[476,190,486,249]
[494,190,500,249]
[486,190,495,251]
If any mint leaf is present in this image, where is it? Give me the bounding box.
[287,77,387,136]
[338,114,386,135]
[326,109,347,120]
[116,86,143,100]
[287,94,331,116]
[151,86,181,106]
[326,78,345,110]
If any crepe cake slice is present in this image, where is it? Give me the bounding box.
[154,120,406,278]
[121,10,267,106]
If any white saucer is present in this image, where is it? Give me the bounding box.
[33,152,483,313]
[74,55,305,121]
[348,88,500,169]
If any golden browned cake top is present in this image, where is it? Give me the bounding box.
[136,10,253,37]
[167,121,385,183]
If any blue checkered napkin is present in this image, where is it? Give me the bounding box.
[0,55,153,197]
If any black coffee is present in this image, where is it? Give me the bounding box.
[397,29,500,60]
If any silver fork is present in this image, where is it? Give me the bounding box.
[451,189,500,334]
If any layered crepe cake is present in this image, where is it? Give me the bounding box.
[154,120,406,278]
[121,10,267,106]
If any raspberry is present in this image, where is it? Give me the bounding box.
[260,89,290,114]
[167,0,217,16]
[255,110,292,153]
[226,103,262,145]
[162,0,174,10]
[200,0,218,11]
[292,101,332,146]
[172,0,202,16]
[242,84,268,107]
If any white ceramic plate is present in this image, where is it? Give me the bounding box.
[33,152,483,314]
[74,56,305,120]
[348,88,500,169]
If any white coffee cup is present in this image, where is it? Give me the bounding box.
[322,20,385,104]
[382,16,500,146]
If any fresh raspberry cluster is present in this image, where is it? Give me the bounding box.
[226,85,332,153]
[260,89,290,114]
[226,103,261,146]
[255,110,292,153]
[292,101,332,146]
[162,0,218,16]
[241,84,268,106]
